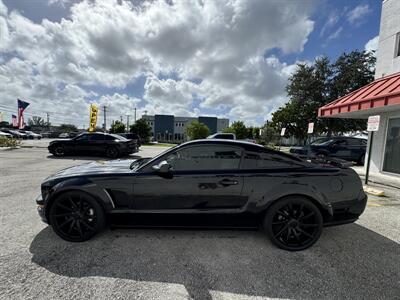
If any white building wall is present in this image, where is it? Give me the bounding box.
[375,0,400,78]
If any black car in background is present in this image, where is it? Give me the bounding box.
[119,133,141,147]
[37,139,367,251]
[290,137,367,165]
[48,132,138,158]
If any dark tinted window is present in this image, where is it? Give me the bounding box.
[242,151,297,169]
[89,134,104,141]
[347,138,363,146]
[165,145,242,171]
[75,134,89,141]
[104,135,116,141]
[332,139,347,146]
[215,134,234,139]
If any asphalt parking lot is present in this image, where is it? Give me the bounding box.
[0,143,399,300]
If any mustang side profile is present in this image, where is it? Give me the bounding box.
[36,139,367,251]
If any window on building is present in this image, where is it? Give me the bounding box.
[164,145,242,171]
[395,32,400,57]
[383,118,400,174]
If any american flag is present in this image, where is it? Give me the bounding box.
[11,114,18,127]
[17,99,30,129]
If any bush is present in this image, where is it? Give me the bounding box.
[0,137,21,148]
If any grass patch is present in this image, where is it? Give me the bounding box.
[0,137,21,148]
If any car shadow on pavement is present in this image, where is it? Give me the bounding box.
[46,154,142,161]
[29,224,399,299]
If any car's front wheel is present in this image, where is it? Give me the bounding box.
[106,146,119,158]
[263,196,323,251]
[52,145,65,157]
[49,191,105,242]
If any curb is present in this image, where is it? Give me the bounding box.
[363,185,385,197]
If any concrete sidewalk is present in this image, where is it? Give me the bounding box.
[352,166,400,189]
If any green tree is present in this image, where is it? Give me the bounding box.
[186,121,210,140]
[28,116,48,127]
[223,121,248,139]
[130,118,152,143]
[109,120,125,133]
[269,50,375,141]
[59,124,78,132]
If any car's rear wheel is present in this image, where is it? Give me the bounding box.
[49,191,105,242]
[53,145,65,156]
[263,196,323,251]
[106,146,119,158]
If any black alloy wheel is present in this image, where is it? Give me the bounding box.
[53,146,65,157]
[106,146,119,158]
[264,197,323,251]
[49,192,105,242]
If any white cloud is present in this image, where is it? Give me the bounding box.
[320,12,339,37]
[0,0,317,126]
[365,35,379,53]
[327,26,343,41]
[347,4,371,25]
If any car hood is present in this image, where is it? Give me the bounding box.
[45,159,136,181]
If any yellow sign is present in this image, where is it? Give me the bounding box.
[89,104,98,132]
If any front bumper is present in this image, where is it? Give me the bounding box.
[36,194,49,224]
[323,193,368,227]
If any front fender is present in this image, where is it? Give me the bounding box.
[45,177,114,218]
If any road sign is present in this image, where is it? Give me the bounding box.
[280,128,286,136]
[367,115,380,132]
[307,122,314,134]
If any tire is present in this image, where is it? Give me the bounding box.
[263,196,323,251]
[106,146,119,158]
[53,145,65,157]
[49,191,105,242]
[358,154,365,166]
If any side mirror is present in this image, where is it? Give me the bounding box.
[152,160,171,174]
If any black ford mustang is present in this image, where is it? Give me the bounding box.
[48,132,138,158]
[37,139,367,251]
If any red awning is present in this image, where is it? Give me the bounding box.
[318,72,400,117]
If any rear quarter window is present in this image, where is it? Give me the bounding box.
[242,151,299,169]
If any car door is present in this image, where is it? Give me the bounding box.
[88,133,107,154]
[73,133,92,154]
[329,139,351,159]
[132,144,246,211]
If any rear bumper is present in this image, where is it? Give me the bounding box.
[323,193,368,227]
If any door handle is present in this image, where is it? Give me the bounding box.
[218,179,238,186]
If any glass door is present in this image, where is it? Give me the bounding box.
[383,117,400,174]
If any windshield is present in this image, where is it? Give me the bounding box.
[111,134,128,141]
[311,138,332,146]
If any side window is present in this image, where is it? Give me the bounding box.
[347,138,362,146]
[89,134,104,141]
[165,145,242,171]
[242,151,297,169]
[75,134,89,141]
[104,135,116,141]
[333,140,347,146]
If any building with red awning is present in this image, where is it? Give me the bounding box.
[318,0,400,177]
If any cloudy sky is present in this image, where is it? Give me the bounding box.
[0,0,381,128]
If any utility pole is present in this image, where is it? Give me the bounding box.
[103,106,107,132]
[46,112,50,130]
[134,107,137,123]
[126,115,130,131]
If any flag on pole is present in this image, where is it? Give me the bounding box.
[12,114,18,127]
[17,99,30,129]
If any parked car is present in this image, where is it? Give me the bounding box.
[207,132,236,139]
[289,137,367,165]
[37,139,367,251]
[48,132,138,158]
[118,133,141,147]
[0,129,28,139]
[19,130,42,139]
[0,131,13,138]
